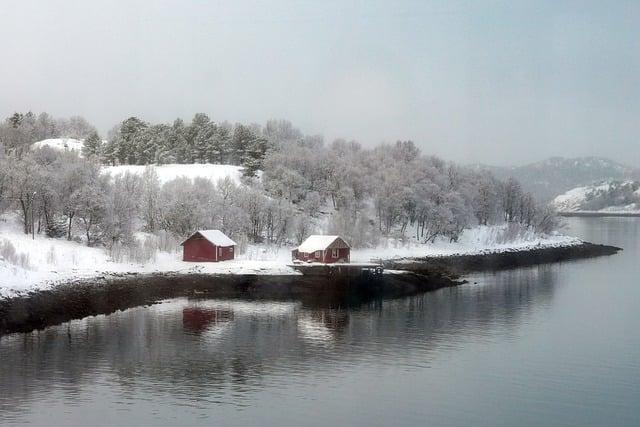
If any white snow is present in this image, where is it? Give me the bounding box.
[552,181,640,213]
[102,164,244,185]
[184,230,237,247]
[552,182,616,212]
[0,217,295,299]
[599,204,640,213]
[0,217,583,299]
[351,224,581,262]
[32,138,84,155]
[296,235,345,253]
[552,185,594,212]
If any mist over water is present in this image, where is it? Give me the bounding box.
[1,217,639,426]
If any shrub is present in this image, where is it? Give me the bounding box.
[0,239,32,269]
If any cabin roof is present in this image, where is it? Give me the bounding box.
[181,230,237,247]
[296,235,350,253]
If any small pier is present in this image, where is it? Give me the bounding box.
[288,262,384,277]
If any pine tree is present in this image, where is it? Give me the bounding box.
[113,117,147,164]
[82,131,102,159]
[231,124,253,165]
[242,134,269,178]
[213,126,231,163]
[169,119,189,163]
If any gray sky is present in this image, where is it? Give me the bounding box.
[1,0,639,166]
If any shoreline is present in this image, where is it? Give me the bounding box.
[382,241,621,276]
[559,211,640,217]
[0,271,459,335]
[0,241,621,335]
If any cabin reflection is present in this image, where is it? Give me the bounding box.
[297,309,350,343]
[182,307,234,333]
[0,264,560,412]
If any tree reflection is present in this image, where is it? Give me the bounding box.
[0,264,559,415]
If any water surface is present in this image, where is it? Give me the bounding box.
[1,217,639,426]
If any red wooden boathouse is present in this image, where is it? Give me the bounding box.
[292,235,350,264]
[181,230,236,262]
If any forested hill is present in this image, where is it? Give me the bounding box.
[0,111,557,252]
[100,116,270,178]
[476,157,639,202]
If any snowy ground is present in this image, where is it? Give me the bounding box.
[31,138,246,186]
[102,164,244,185]
[351,225,581,262]
[32,138,84,155]
[0,218,294,298]
[0,218,582,298]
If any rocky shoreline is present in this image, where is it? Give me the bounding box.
[383,242,622,275]
[0,241,621,335]
[558,211,640,217]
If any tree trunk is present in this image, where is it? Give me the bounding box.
[67,214,74,240]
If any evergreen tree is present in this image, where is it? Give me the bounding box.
[212,126,231,163]
[242,134,269,178]
[113,117,147,164]
[82,131,102,159]
[169,119,190,163]
[230,124,253,165]
[8,112,23,128]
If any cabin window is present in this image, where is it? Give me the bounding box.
[332,249,339,258]
[229,246,233,253]
[315,251,321,258]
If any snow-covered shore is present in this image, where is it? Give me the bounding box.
[552,180,640,214]
[0,220,582,299]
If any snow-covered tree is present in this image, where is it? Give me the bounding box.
[82,131,102,159]
[141,166,161,232]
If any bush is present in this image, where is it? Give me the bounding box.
[46,246,57,265]
[0,239,31,269]
[154,230,180,253]
[108,236,159,264]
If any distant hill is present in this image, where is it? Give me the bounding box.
[475,157,639,202]
[551,180,640,213]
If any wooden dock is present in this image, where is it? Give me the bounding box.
[288,262,384,277]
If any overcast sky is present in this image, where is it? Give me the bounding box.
[1,0,639,166]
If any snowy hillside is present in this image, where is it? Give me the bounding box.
[479,156,639,202]
[102,164,245,185]
[32,138,84,155]
[552,180,640,213]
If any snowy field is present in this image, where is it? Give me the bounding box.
[32,138,84,155]
[31,138,246,185]
[102,164,245,185]
[0,217,581,298]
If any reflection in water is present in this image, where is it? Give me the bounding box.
[1,218,639,426]
[0,265,557,418]
[182,307,234,333]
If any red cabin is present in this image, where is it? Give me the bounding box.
[181,230,236,262]
[292,235,350,264]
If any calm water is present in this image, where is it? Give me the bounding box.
[1,218,639,426]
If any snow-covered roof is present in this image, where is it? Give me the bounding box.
[182,230,237,247]
[296,235,349,253]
